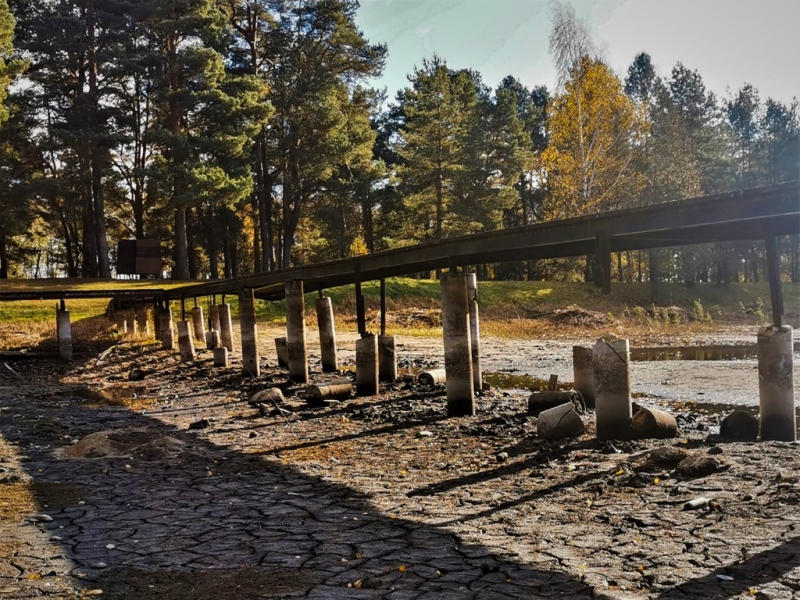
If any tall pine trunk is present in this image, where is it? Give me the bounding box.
[173,208,189,279]
[0,232,7,279]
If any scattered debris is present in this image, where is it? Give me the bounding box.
[676,453,728,478]
[720,410,759,441]
[537,402,585,441]
[683,497,710,511]
[417,369,446,385]
[631,406,678,439]
[63,427,186,460]
[528,390,585,416]
[249,388,285,406]
[306,380,352,403]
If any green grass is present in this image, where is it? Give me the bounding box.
[0,276,796,326]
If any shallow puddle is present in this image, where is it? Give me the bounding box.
[631,345,758,361]
[77,385,159,410]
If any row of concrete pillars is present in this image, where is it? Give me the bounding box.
[571,326,795,442]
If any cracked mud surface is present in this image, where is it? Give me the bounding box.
[0,325,799,599]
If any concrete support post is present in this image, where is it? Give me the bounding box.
[213,347,229,368]
[356,334,379,396]
[140,306,152,337]
[210,304,222,335]
[592,339,632,439]
[765,236,784,327]
[595,231,611,294]
[466,273,482,391]
[285,280,308,383]
[205,330,220,349]
[275,338,289,368]
[115,313,126,333]
[315,296,338,372]
[125,308,136,335]
[56,309,72,361]
[219,304,234,353]
[153,305,162,341]
[177,321,196,361]
[572,346,595,407]
[378,335,397,382]
[239,288,260,377]
[758,325,795,441]
[160,308,175,351]
[441,272,475,417]
[191,306,206,343]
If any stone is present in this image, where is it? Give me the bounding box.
[644,446,690,468]
[720,410,759,441]
[188,419,211,430]
[249,388,285,405]
[676,454,728,478]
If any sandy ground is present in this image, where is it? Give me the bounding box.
[0,323,798,599]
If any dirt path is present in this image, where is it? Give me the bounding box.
[0,328,798,599]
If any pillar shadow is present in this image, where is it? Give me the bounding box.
[0,371,611,600]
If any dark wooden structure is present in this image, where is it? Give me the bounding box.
[117,240,161,276]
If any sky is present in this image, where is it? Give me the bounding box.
[354,0,800,106]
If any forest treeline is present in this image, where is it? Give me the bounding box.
[0,0,797,283]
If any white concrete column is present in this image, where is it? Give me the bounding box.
[466,273,482,391]
[239,288,260,377]
[125,308,136,335]
[191,306,206,343]
[356,334,379,396]
[378,335,397,381]
[315,296,338,372]
[275,337,289,368]
[135,305,150,337]
[572,346,595,408]
[57,309,72,361]
[285,280,308,383]
[758,325,795,441]
[177,320,196,361]
[210,304,222,334]
[441,272,475,417]
[218,303,234,353]
[160,308,175,351]
[592,339,632,440]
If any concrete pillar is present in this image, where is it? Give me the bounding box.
[210,304,222,334]
[191,306,206,343]
[219,303,234,353]
[441,272,475,417]
[115,314,126,333]
[378,335,397,382]
[275,337,289,368]
[466,273,482,391]
[758,325,795,441]
[177,320,196,361]
[315,296,338,372]
[153,305,162,341]
[56,309,72,361]
[213,346,229,368]
[239,288,260,377]
[572,346,595,407]
[285,280,308,383]
[160,308,175,351]
[205,329,220,349]
[592,339,632,439]
[125,308,136,335]
[356,334,379,396]
[135,305,150,337]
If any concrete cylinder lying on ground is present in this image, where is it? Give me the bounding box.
[537,402,585,440]
[758,325,795,441]
[160,308,175,351]
[219,304,234,353]
[306,379,352,402]
[275,337,289,368]
[418,368,447,385]
[315,296,338,372]
[378,335,397,381]
[210,304,221,335]
[466,273,482,391]
[356,334,380,397]
[213,346,229,368]
[136,305,150,337]
[191,306,206,343]
[205,329,220,350]
[572,346,595,408]
[592,338,632,440]
[57,309,72,361]
[285,281,308,383]
[239,288,260,377]
[441,272,475,416]
[177,321,196,361]
[125,308,136,335]
[631,407,677,439]
[528,390,585,416]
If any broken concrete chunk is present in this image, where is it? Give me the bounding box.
[528,390,585,416]
[631,407,678,439]
[720,410,759,441]
[683,496,710,511]
[537,402,585,441]
[645,445,690,468]
[417,368,446,385]
[249,388,285,406]
[676,453,728,478]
